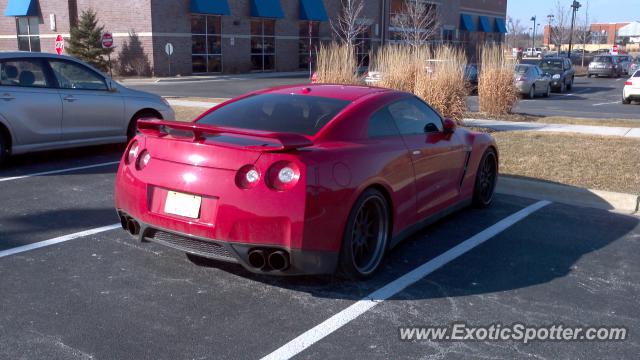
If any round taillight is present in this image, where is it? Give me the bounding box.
[126,140,139,164]
[236,165,260,189]
[136,150,151,170]
[267,162,300,191]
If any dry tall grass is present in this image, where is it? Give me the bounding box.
[369,45,421,93]
[314,42,360,84]
[478,45,518,116]
[413,46,468,123]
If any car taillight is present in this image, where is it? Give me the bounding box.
[126,140,139,164]
[625,81,633,86]
[516,76,527,82]
[236,165,260,189]
[267,161,300,191]
[136,150,151,170]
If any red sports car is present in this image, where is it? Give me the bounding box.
[115,85,498,278]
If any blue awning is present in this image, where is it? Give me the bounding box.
[4,0,37,16]
[460,14,476,32]
[479,16,493,32]
[251,0,284,18]
[495,18,507,33]
[191,0,230,15]
[300,0,327,21]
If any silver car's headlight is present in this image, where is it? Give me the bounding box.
[552,74,561,80]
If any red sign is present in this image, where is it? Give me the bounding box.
[54,34,64,55]
[102,32,114,49]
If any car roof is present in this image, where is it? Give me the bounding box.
[0,51,80,62]
[256,84,391,102]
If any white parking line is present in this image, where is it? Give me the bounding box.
[592,101,620,106]
[0,224,121,259]
[0,161,120,183]
[261,200,551,360]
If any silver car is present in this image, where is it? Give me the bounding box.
[0,52,174,164]
[514,64,551,99]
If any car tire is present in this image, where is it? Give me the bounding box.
[127,110,161,141]
[472,148,498,208]
[338,188,390,279]
[566,77,573,91]
[528,85,535,99]
[559,82,566,93]
[622,96,631,105]
[0,133,8,167]
[543,85,551,98]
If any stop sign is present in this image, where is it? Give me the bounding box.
[54,34,64,55]
[102,32,114,49]
[612,44,619,55]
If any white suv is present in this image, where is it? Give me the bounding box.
[525,48,544,58]
[622,70,640,104]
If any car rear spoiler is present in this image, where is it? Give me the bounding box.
[137,119,313,152]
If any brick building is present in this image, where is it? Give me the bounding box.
[0,0,507,76]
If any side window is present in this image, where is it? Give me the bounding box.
[0,59,50,88]
[388,98,443,135]
[368,107,400,138]
[48,60,107,90]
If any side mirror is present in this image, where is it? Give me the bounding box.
[443,118,456,134]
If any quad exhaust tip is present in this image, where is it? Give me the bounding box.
[248,249,290,271]
[120,215,140,236]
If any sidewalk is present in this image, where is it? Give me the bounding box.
[119,71,308,85]
[464,118,640,138]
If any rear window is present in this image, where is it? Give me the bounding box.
[515,65,530,74]
[635,71,640,78]
[593,56,612,63]
[196,94,351,136]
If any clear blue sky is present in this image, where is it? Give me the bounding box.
[507,0,640,26]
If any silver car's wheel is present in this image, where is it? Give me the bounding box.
[528,85,535,99]
[0,133,8,166]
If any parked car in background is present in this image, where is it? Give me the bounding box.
[538,57,576,92]
[629,57,640,74]
[514,64,551,99]
[465,63,479,93]
[587,55,622,78]
[525,47,544,58]
[614,55,633,75]
[0,52,174,165]
[622,70,640,104]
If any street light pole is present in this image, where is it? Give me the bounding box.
[531,16,537,49]
[568,0,581,58]
[547,14,555,49]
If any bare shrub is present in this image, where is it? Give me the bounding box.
[314,42,359,84]
[414,46,468,123]
[370,45,421,92]
[478,45,518,116]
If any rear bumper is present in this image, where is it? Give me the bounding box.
[117,211,339,275]
[588,68,616,76]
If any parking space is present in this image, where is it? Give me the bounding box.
[1,153,638,359]
[468,76,639,120]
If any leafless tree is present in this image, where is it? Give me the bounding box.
[330,0,368,48]
[392,0,440,48]
[549,0,571,52]
[506,17,528,49]
[575,0,590,65]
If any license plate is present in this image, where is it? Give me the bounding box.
[164,191,202,219]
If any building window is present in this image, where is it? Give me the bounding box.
[299,21,320,70]
[191,14,222,73]
[388,0,438,44]
[356,25,372,66]
[16,17,40,52]
[251,19,276,72]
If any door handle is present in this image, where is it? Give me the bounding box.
[63,95,77,102]
[0,93,14,100]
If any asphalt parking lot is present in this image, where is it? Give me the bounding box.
[128,74,638,121]
[1,147,639,359]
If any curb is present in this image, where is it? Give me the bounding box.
[496,176,639,214]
